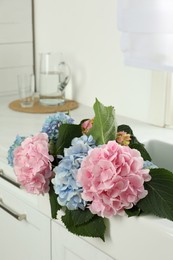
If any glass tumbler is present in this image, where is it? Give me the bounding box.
[18,74,34,108]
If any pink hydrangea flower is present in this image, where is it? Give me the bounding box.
[116,131,131,146]
[13,133,54,195]
[77,141,151,218]
[82,118,94,134]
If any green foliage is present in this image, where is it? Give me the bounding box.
[48,139,57,157]
[130,143,152,161]
[118,124,151,161]
[125,205,142,217]
[55,123,82,155]
[138,168,173,221]
[88,99,116,145]
[70,208,95,226]
[49,183,61,219]
[62,209,106,241]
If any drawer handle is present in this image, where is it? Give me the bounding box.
[0,169,21,188]
[0,198,26,221]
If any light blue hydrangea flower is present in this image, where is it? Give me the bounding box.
[52,135,96,210]
[7,135,25,166]
[143,160,158,169]
[41,112,74,142]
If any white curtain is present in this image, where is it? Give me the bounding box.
[117,0,173,71]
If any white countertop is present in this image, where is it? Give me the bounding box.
[1,94,173,159]
[0,95,93,160]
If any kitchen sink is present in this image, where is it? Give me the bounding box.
[145,139,173,172]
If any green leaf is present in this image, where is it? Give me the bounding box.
[55,124,82,155]
[48,140,56,156]
[117,124,152,161]
[49,183,61,219]
[88,99,116,145]
[62,209,106,241]
[125,205,142,217]
[70,208,95,226]
[138,168,173,221]
[130,143,152,161]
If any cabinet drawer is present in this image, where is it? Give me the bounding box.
[52,221,115,260]
[0,159,18,184]
[0,186,51,260]
[0,160,41,210]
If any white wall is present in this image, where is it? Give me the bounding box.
[34,0,166,125]
[0,0,33,96]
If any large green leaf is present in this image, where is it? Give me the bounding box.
[125,205,142,217]
[62,209,106,241]
[130,143,152,161]
[55,124,82,155]
[138,168,173,220]
[88,99,116,145]
[70,208,95,226]
[49,183,61,219]
[117,124,152,161]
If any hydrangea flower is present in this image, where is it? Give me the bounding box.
[82,118,94,134]
[52,135,96,210]
[143,160,158,169]
[77,140,151,218]
[116,131,131,146]
[13,133,54,195]
[41,112,74,142]
[7,135,26,166]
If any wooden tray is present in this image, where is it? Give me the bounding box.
[9,98,78,114]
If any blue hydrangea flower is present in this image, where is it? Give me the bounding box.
[52,135,96,210]
[41,112,74,142]
[7,135,25,166]
[143,160,158,169]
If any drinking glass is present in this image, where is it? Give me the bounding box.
[18,74,34,108]
[39,52,71,106]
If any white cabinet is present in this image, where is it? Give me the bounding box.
[52,220,115,260]
[0,177,51,260]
